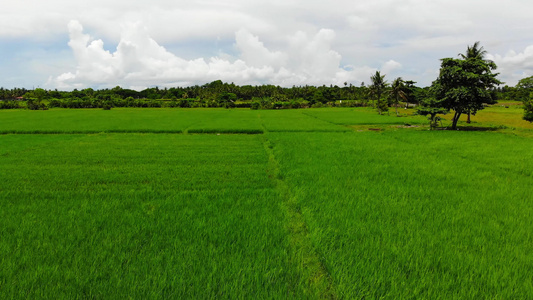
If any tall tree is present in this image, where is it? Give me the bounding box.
[432,42,501,129]
[389,77,407,116]
[403,80,417,108]
[369,71,388,114]
[459,41,488,123]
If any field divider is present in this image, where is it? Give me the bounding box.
[300,111,349,128]
[261,131,337,298]
[0,129,266,135]
[0,129,185,135]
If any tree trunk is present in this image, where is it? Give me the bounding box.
[451,111,461,130]
[395,104,399,116]
[466,112,471,123]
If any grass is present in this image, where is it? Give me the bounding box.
[258,109,350,132]
[302,107,427,126]
[460,105,533,129]
[422,101,533,131]
[0,109,193,133]
[0,134,297,298]
[1,106,533,298]
[186,109,263,134]
[269,131,533,298]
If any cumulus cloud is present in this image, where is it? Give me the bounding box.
[489,46,533,71]
[381,60,402,75]
[234,29,287,69]
[47,20,378,90]
[4,0,533,88]
[485,45,533,85]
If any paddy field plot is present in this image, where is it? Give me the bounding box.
[1,107,533,298]
[0,133,300,298]
[269,130,533,298]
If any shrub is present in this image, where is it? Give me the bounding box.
[178,99,191,108]
[26,100,48,110]
[0,100,23,109]
[48,99,61,108]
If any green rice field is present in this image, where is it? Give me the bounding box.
[1,107,533,298]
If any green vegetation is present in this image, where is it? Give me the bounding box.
[270,130,533,298]
[389,77,407,116]
[432,42,501,129]
[417,97,450,130]
[1,107,533,298]
[368,71,389,114]
[0,134,296,298]
[524,96,533,122]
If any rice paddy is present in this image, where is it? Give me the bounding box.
[1,107,532,298]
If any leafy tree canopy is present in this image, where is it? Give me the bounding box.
[432,42,501,129]
[369,71,388,114]
[516,75,533,90]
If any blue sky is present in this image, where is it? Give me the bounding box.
[1,0,533,90]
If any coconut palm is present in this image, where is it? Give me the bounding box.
[369,71,388,114]
[389,77,407,116]
[459,41,488,60]
[459,41,489,123]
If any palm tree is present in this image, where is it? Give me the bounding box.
[459,41,487,60]
[459,41,489,123]
[369,71,388,114]
[389,77,407,116]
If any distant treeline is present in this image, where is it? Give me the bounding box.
[0,79,528,110]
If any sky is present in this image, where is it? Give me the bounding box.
[1,0,533,90]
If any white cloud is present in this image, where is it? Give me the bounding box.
[487,45,533,85]
[489,46,533,70]
[234,29,287,69]
[47,20,377,90]
[3,0,533,88]
[381,60,402,76]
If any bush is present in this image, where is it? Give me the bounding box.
[234,102,251,108]
[338,100,363,107]
[0,100,23,109]
[148,100,162,108]
[250,102,260,110]
[26,100,48,110]
[178,99,191,108]
[217,92,237,108]
[48,99,61,108]
[524,97,533,122]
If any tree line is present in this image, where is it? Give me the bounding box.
[0,78,527,112]
[0,81,430,110]
[1,42,533,127]
[0,77,526,109]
